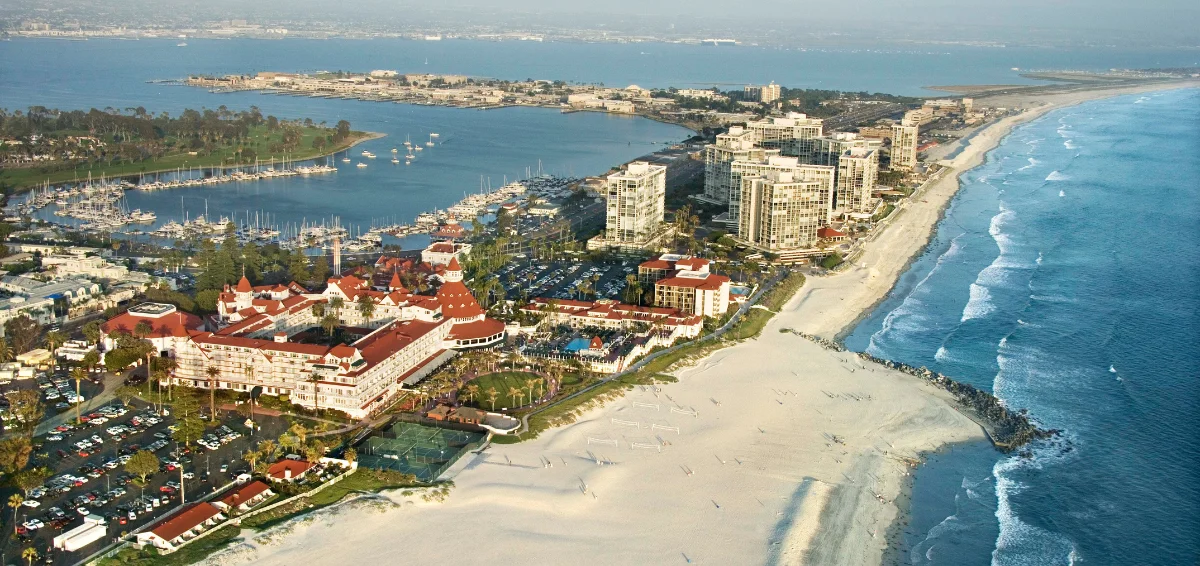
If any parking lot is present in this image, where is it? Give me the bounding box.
[494,258,638,303]
[9,396,291,564]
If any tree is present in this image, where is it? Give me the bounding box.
[526,378,539,405]
[821,252,844,270]
[7,494,22,532]
[43,330,66,359]
[3,315,41,354]
[486,387,498,411]
[258,439,279,461]
[173,415,205,447]
[311,254,330,282]
[12,468,49,496]
[22,547,37,566]
[82,349,101,372]
[288,423,309,446]
[196,289,220,312]
[320,313,339,343]
[205,365,221,419]
[356,293,375,323]
[343,446,357,464]
[465,384,480,404]
[288,250,310,283]
[115,385,140,407]
[307,372,322,414]
[0,437,32,474]
[7,390,43,436]
[507,386,522,408]
[125,450,159,484]
[0,337,10,363]
[311,302,326,319]
[71,366,87,424]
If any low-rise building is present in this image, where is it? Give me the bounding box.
[267,459,313,482]
[135,502,226,552]
[521,297,704,339]
[213,481,274,513]
[420,241,472,267]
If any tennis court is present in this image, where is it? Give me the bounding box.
[357,422,486,482]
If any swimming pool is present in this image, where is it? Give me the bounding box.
[564,337,591,353]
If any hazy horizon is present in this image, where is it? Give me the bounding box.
[2,0,1197,46]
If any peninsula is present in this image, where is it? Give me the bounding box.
[0,106,376,191]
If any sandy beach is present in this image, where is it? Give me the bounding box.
[197,80,1197,566]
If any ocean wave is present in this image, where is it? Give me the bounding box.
[1035,252,1043,265]
[1016,157,1039,172]
[992,440,1081,566]
[961,283,996,322]
[867,234,966,348]
[1063,140,1076,150]
[934,345,952,362]
[1045,171,1069,181]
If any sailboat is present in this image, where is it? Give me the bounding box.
[426,134,435,147]
[391,156,400,164]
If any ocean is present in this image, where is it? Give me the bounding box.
[845,88,1200,564]
[1,38,1197,243]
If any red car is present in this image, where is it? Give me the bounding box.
[78,450,90,457]
[159,485,176,494]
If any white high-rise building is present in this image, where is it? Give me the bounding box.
[701,126,776,205]
[588,161,668,251]
[811,132,884,167]
[736,169,826,256]
[744,82,782,104]
[745,112,824,161]
[835,146,880,215]
[727,156,836,226]
[891,123,919,170]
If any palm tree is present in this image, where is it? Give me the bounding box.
[330,296,345,317]
[258,439,279,462]
[356,294,375,324]
[8,494,23,532]
[82,320,103,347]
[71,366,87,424]
[311,302,326,320]
[486,387,498,411]
[43,330,65,362]
[507,386,523,408]
[465,384,480,404]
[306,372,322,414]
[205,365,221,419]
[525,378,538,406]
[22,547,37,566]
[320,313,339,344]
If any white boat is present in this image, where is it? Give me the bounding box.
[414,146,423,152]
[361,150,372,156]
[426,134,435,146]
[430,132,440,138]
[391,148,398,153]
[366,152,376,159]
[391,157,400,164]
[341,157,351,162]
[356,162,368,168]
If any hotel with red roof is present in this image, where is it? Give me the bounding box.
[107,257,505,419]
[637,254,731,318]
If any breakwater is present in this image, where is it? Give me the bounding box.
[781,328,1055,452]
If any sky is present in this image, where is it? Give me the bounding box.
[6,0,1198,44]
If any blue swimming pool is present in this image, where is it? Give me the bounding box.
[564,337,591,353]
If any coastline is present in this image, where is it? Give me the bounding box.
[188,82,1199,566]
[783,79,1200,342]
[3,130,386,194]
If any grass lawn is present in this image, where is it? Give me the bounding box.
[462,371,544,411]
[2,126,375,191]
[97,525,242,566]
[239,468,421,531]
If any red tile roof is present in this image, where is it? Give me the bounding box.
[267,459,313,480]
[655,273,731,291]
[447,256,461,271]
[428,242,456,253]
[436,280,485,319]
[448,317,506,341]
[150,502,223,542]
[235,276,252,293]
[818,227,847,239]
[103,311,203,338]
[217,481,272,508]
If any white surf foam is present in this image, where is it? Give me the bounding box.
[1016,157,1039,172]
[1063,140,1076,150]
[1045,171,1069,181]
[1058,190,1065,197]
[961,283,996,322]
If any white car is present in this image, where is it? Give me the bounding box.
[77,507,91,516]
[21,499,40,508]
[46,434,63,442]
[22,519,44,530]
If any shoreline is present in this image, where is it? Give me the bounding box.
[183,82,1197,566]
[4,130,386,194]
[785,79,1200,342]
